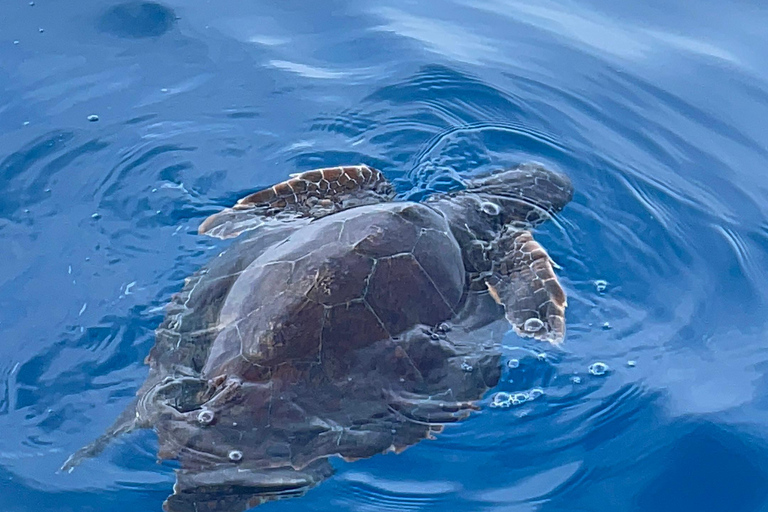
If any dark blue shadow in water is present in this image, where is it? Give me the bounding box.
[98,2,176,39]
[637,423,768,512]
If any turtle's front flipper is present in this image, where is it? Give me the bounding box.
[486,230,567,344]
[60,398,140,472]
[199,165,394,239]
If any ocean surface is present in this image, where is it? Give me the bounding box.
[2,1,768,511]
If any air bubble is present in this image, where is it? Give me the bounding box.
[602,322,612,330]
[571,376,581,384]
[480,201,501,216]
[491,388,542,408]
[589,362,609,376]
[228,450,243,462]
[197,409,214,425]
[511,392,528,405]
[594,280,608,292]
[524,318,544,332]
[627,360,637,367]
[537,352,547,361]
[490,392,512,408]
[461,361,473,372]
[507,358,520,369]
[87,114,99,122]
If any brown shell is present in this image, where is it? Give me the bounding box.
[201,201,465,378]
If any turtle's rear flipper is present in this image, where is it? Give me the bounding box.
[198,165,394,239]
[60,398,140,473]
[486,230,566,344]
[164,460,334,512]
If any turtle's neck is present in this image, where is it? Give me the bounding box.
[429,193,498,236]
[426,193,503,273]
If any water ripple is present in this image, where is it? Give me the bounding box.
[1,1,768,510]
[336,471,459,511]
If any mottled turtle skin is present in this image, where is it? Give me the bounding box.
[65,163,573,512]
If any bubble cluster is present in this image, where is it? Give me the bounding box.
[490,392,512,408]
[588,362,609,376]
[489,388,544,408]
[461,361,473,372]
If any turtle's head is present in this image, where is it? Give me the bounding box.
[463,163,573,227]
[427,163,573,245]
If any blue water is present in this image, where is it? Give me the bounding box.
[2,1,768,511]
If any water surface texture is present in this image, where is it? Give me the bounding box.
[2,1,768,511]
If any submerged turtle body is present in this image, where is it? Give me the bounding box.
[65,164,574,512]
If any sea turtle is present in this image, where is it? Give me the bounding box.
[63,162,573,512]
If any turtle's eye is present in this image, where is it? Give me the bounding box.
[479,201,501,216]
